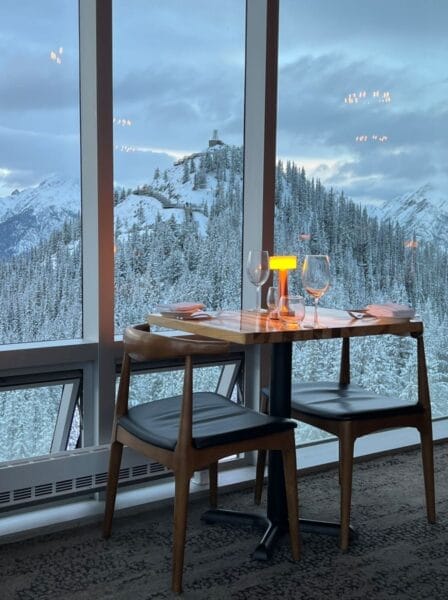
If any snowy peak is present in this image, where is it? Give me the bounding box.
[374,183,448,246]
[0,175,80,220]
[0,176,81,259]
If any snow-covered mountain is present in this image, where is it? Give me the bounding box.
[0,145,232,259]
[114,144,232,237]
[0,176,80,259]
[370,183,448,247]
[1,150,445,263]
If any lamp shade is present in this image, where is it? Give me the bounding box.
[269,255,297,271]
[269,255,297,301]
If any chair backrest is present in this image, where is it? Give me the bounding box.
[123,323,230,362]
[339,334,431,411]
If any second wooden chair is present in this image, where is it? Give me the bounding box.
[254,334,436,550]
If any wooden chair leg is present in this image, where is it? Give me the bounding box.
[339,432,355,551]
[254,450,267,505]
[419,421,436,523]
[102,440,123,539]
[338,438,342,486]
[282,439,300,560]
[172,471,191,594]
[209,462,218,508]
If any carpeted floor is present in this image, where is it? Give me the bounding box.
[1,443,447,599]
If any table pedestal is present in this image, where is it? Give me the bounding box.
[202,341,355,558]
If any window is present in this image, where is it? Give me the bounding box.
[0,0,82,345]
[112,0,246,332]
[0,372,81,462]
[276,0,448,443]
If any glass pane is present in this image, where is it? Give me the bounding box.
[112,0,245,331]
[0,385,77,462]
[277,0,448,442]
[0,1,81,344]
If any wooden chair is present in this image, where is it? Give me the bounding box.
[254,333,436,550]
[103,323,300,594]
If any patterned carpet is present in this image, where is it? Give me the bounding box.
[1,443,447,599]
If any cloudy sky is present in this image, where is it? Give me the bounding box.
[0,0,446,206]
[278,0,448,206]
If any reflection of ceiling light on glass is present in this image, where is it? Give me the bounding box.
[114,144,138,153]
[344,90,391,104]
[113,117,132,126]
[50,47,63,64]
[355,135,388,143]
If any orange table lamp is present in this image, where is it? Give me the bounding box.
[269,255,297,299]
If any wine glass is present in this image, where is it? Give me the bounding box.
[301,254,330,327]
[266,286,278,318]
[278,295,305,327]
[246,250,270,312]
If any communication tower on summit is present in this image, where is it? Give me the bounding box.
[209,129,224,147]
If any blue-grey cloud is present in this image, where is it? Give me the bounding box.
[0,0,446,205]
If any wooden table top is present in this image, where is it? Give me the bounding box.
[147,307,423,345]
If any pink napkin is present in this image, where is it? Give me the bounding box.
[365,303,415,319]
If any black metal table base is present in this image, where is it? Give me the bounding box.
[201,508,269,530]
[300,518,356,540]
[201,508,356,559]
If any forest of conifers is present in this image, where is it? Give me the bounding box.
[1,144,447,459]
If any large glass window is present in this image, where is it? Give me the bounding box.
[112,0,245,332]
[0,1,81,345]
[277,0,448,442]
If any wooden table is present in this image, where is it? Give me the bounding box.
[148,308,424,557]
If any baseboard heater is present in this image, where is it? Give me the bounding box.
[0,446,169,509]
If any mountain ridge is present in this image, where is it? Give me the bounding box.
[369,182,448,247]
[0,149,445,259]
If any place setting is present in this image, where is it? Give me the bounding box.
[154,301,212,320]
[345,302,416,322]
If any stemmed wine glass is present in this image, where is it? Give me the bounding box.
[246,250,270,312]
[301,254,330,327]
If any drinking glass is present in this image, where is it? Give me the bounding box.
[246,250,270,312]
[266,286,278,318]
[278,295,305,327]
[301,254,330,327]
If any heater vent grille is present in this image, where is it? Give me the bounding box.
[150,462,166,474]
[2,453,169,509]
[0,491,11,505]
[13,487,32,502]
[35,483,53,497]
[75,475,93,489]
[95,472,108,486]
[56,479,73,493]
[132,464,148,477]
[119,467,130,480]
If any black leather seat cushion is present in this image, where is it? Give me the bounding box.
[262,382,421,421]
[119,392,296,450]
